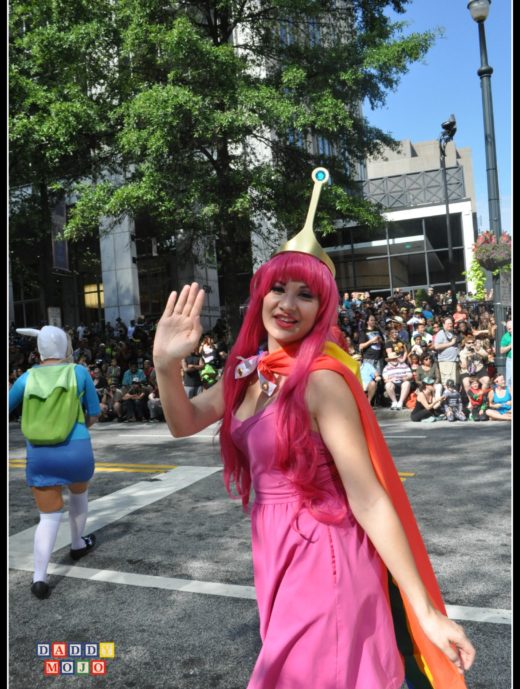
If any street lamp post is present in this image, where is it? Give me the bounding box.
[438,114,457,296]
[467,0,505,373]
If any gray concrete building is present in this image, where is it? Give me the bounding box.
[322,138,479,297]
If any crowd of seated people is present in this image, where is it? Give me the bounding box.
[9,287,511,425]
[334,287,511,423]
[9,314,230,424]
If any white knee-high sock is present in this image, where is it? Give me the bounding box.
[68,491,89,550]
[33,511,63,583]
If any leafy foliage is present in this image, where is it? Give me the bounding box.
[462,258,487,300]
[10,0,438,298]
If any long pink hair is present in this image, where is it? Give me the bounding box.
[219,252,347,524]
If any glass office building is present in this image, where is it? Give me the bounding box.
[322,141,478,297]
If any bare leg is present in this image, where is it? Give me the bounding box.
[385,382,397,405]
[398,381,411,407]
[367,380,377,404]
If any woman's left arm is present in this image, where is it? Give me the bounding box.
[306,369,475,674]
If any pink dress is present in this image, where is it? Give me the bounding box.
[231,404,404,689]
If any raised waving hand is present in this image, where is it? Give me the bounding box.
[153,283,206,366]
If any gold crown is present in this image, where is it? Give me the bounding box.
[274,167,336,277]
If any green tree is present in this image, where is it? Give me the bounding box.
[9,0,122,317]
[462,258,487,300]
[10,0,437,326]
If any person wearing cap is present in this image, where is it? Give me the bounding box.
[121,378,148,421]
[153,169,475,688]
[382,351,414,410]
[410,378,446,423]
[8,326,100,599]
[393,314,410,344]
[442,380,467,422]
[406,308,424,331]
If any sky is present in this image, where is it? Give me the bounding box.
[363,0,512,236]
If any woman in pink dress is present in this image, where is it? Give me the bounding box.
[153,170,475,689]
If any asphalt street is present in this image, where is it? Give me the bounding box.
[8,410,511,689]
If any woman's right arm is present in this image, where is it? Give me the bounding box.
[153,283,225,437]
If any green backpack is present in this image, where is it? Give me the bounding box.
[200,363,218,387]
[21,364,85,445]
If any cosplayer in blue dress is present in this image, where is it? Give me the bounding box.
[10,364,100,486]
[9,325,101,600]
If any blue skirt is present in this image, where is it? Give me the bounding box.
[26,438,95,487]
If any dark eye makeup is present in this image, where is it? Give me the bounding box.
[271,282,314,299]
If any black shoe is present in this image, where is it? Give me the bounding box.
[70,534,97,561]
[31,581,50,599]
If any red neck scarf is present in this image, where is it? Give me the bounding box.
[256,343,300,381]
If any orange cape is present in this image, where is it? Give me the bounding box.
[260,341,467,689]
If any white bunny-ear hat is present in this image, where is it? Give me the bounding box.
[16,325,68,361]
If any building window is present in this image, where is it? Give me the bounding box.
[426,249,465,286]
[424,214,463,249]
[316,136,332,157]
[288,128,305,148]
[84,283,104,309]
[308,19,320,46]
[389,252,429,288]
[279,20,294,45]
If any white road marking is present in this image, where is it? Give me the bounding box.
[444,605,511,625]
[10,562,257,600]
[9,558,510,624]
[384,435,426,439]
[9,460,509,626]
[9,466,222,570]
